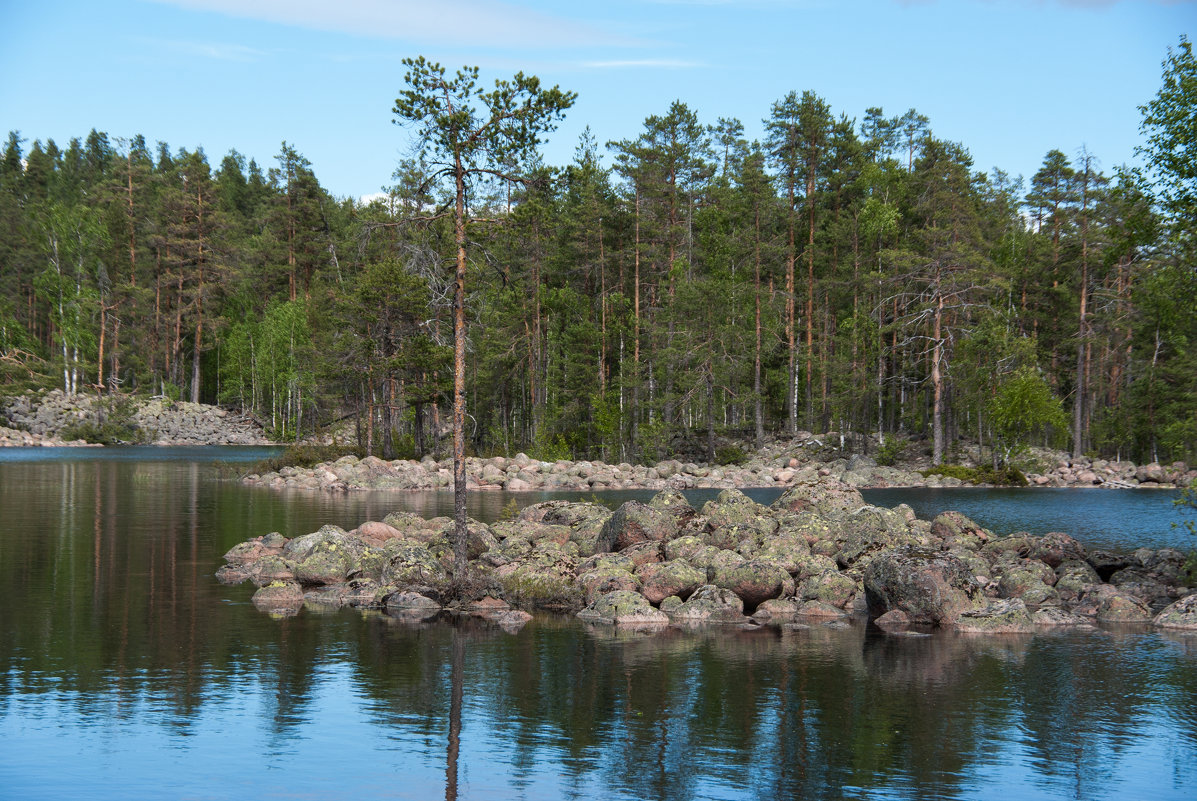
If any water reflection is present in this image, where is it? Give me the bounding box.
[1,454,1196,800]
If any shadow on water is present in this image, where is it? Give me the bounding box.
[1,449,1196,799]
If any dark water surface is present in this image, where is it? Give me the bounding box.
[2,448,1196,800]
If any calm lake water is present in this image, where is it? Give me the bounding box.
[1,447,1195,800]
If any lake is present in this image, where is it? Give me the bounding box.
[1,448,1195,800]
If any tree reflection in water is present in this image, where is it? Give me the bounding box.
[1,454,1196,800]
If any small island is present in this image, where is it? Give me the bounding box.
[219,470,1197,634]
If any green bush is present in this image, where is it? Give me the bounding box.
[250,443,366,474]
[876,435,906,467]
[715,445,748,466]
[921,464,1028,486]
[60,395,148,445]
[530,431,572,462]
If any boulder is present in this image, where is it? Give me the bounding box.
[836,505,916,567]
[381,543,448,587]
[636,560,706,604]
[577,590,669,626]
[1054,560,1101,601]
[772,474,865,518]
[1028,531,1086,568]
[1095,591,1153,623]
[930,511,991,550]
[863,547,981,626]
[797,570,858,609]
[251,582,304,615]
[666,584,748,624]
[576,567,641,604]
[1153,594,1197,630]
[646,488,697,526]
[597,501,675,552]
[711,559,793,609]
[955,599,1035,633]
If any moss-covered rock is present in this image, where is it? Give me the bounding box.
[863,546,981,626]
[711,559,793,608]
[1152,594,1197,630]
[666,584,747,624]
[955,599,1035,633]
[797,570,858,609]
[636,559,706,604]
[577,590,668,625]
[381,543,448,587]
[597,501,676,552]
[930,511,991,550]
[576,567,642,604]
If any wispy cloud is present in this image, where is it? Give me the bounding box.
[156,39,266,61]
[580,58,704,69]
[147,0,638,48]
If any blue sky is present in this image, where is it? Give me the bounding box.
[1,0,1192,199]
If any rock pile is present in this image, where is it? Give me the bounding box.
[1027,455,1195,488]
[2,390,270,445]
[218,475,1197,633]
[243,447,1192,493]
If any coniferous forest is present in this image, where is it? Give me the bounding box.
[1,38,1194,467]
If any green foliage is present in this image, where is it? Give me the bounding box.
[498,497,520,522]
[715,444,748,466]
[922,464,1029,486]
[530,431,572,462]
[988,366,1068,463]
[1174,479,1197,537]
[249,443,365,475]
[875,435,906,467]
[60,395,148,445]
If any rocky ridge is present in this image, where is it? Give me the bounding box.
[244,448,1194,493]
[2,389,270,446]
[218,473,1197,634]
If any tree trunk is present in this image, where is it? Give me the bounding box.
[451,160,469,582]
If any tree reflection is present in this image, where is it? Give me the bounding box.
[2,458,1197,799]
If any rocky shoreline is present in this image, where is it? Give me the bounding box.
[1,389,271,446]
[218,473,1197,635]
[244,448,1194,493]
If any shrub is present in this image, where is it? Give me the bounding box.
[922,464,1028,486]
[876,435,906,467]
[60,395,148,445]
[715,445,748,466]
[249,443,366,474]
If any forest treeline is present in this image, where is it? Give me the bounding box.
[1,40,1194,466]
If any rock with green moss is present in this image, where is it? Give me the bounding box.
[636,559,706,604]
[577,567,642,604]
[955,599,1035,633]
[863,546,981,626]
[252,582,304,615]
[994,557,1057,599]
[772,475,864,519]
[647,488,697,526]
[597,501,676,552]
[703,489,778,549]
[836,505,918,568]
[1152,595,1197,629]
[577,590,669,625]
[797,570,857,609]
[1052,560,1101,601]
[382,543,448,587]
[1094,591,1153,622]
[667,584,747,624]
[930,511,992,550]
[753,532,812,574]
[711,558,793,608]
